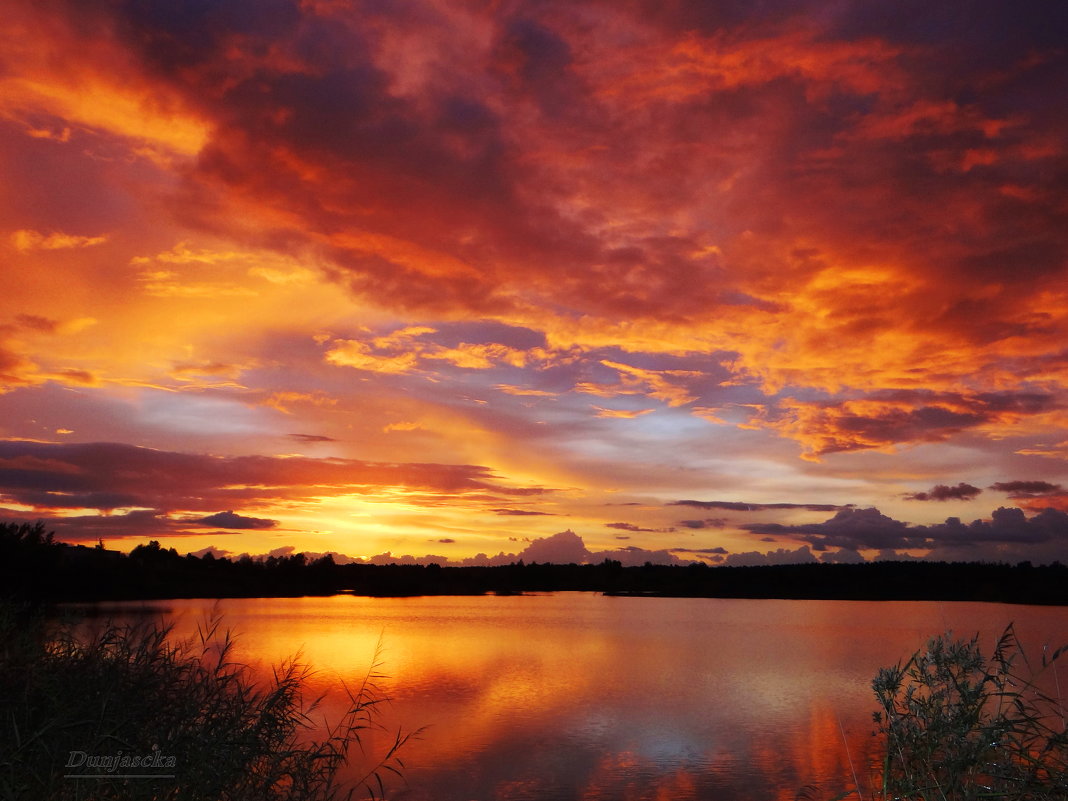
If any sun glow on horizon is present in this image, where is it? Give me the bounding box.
[1,0,1067,565]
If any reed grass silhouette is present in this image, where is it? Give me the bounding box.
[0,604,415,800]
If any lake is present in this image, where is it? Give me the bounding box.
[76,594,1068,800]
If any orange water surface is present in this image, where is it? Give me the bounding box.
[74,594,1068,801]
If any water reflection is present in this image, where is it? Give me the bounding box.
[75,594,1068,800]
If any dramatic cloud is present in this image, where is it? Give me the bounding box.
[905,483,983,502]
[0,439,547,540]
[744,508,925,552]
[0,509,186,541]
[578,362,702,408]
[1,0,1066,563]
[987,481,1068,513]
[743,506,1068,561]
[760,392,1060,459]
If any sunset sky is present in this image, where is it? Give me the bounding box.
[2,0,1067,566]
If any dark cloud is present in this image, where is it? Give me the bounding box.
[744,507,924,551]
[288,433,337,443]
[819,548,865,564]
[743,506,1068,559]
[990,480,1064,498]
[924,507,1068,546]
[495,17,573,89]
[116,0,303,75]
[629,0,827,34]
[905,482,982,501]
[194,510,278,530]
[492,508,555,516]
[3,489,143,510]
[671,500,846,512]
[830,1,1068,57]
[771,391,1062,457]
[0,439,548,539]
[518,529,589,564]
[3,0,1067,556]
[0,509,187,542]
[678,518,727,529]
[674,516,726,529]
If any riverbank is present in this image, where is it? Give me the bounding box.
[5,522,1068,604]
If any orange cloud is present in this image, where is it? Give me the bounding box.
[325,326,548,376]
[0,438,550,528]
[383,421,423,433]
[0,3,210,161]
[757,391,1058,460]
[324,339,421,375]
[591,406,655,419]
[0,345,35,389]
[576,360,702,408]
[262,391,337,415]
[1,0,1066,561]
[11,230,108,252]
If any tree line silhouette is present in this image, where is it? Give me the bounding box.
[3,522,1067,605]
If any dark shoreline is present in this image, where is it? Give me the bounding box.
[10,545,1068,607]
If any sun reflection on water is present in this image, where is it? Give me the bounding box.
[85,594,1068,801]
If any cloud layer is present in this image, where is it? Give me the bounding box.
[0,0,1066,563]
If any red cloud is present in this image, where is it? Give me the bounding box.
[0,439,549,540]
[1,0,1066,556]
[759,391,1059,458]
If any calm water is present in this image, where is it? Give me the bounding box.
[76,594,1068,800]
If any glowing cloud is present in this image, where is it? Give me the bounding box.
[11,230,108,252]
[1,0,1066,564]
